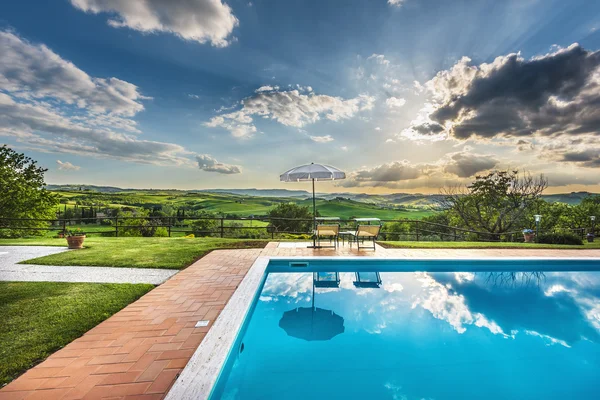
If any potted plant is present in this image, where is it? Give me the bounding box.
[587,233,595,243]
[65,228,86,249]
[522,229,535,243]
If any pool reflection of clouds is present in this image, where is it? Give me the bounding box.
[258,270,600,346]
[411,272,506,335]
[219,268,600,400]
[431,271,600,346]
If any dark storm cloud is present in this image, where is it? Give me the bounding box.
[413,44,600,140]
[412,122,445,135]
[561,150,600,167]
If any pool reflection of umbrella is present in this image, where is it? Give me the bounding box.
[278,273,345,341]
[279,307,345,341]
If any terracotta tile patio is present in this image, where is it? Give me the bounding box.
[2,243,599,399]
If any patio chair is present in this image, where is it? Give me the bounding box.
[313,224,340,248]
[353,272,382,288]
[349,224,381,250]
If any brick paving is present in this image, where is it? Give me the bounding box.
[2,242,599,399]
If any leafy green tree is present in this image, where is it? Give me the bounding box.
[116,209,167,237]
[189,212,219,237]
[267,203,315,234]
[440,170,547,237]
[525,199,570,232]
[0,145,58,237]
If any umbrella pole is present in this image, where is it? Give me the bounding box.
[312,178,316,248]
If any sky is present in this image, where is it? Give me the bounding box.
[1,0,600,194]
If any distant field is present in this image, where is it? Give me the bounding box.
[51,190,436,220]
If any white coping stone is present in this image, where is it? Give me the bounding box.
[165,256,270,400]
[166,254,600,399]
[277,242,310,248]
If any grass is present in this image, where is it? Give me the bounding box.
[0,282,153,387]
[379,240,600,249]
[0,237,269,269]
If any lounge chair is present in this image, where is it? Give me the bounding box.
[313,224,340,248]
[349,224,381,250]
[353,272,382,288]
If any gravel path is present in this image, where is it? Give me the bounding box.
[0,246,178,284]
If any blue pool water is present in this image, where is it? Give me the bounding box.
[210,260,600,399]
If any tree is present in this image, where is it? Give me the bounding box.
[439,170,548,237]
[267,203,315,234]
[190,212,219,237]
[116,209,167,237]
[0,145,58,237]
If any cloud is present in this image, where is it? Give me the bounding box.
[70,0,238,47]
[255,85,279,92]
[196,154,241,174]
[516,139,534,152]
[388,0,406,6]
[205,87,375,138]
[56,160,81,171]
[0,31,196,167]
[442,152,499,178]
[0,31,147,120]
[559,149,600,168]
[407,44,600,142]
[537,136,600,169]
[367,54,390,66]
[338,151,498,188]
[188,94,200,99]
[385,97,406,109]
[352,161,423,182]
[310,135,334,143]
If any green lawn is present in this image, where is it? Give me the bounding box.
[379,241,600,249]
[0,282,153,387]
[0,237,268,269]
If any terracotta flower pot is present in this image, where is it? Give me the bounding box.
[66,235,86,249]
[523,233,535,243]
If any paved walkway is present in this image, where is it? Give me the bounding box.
[0,247,177,284]
[1,242,599,399]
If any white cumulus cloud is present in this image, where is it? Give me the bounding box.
[70,0,239,47]
[386,96,406,109]
[205,87,375,138]
[196,154,241,174]
[56,160,81,171]
[310,135,334,143]
[0,30,203,168]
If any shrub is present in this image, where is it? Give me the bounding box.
[189,213,218,237]
[154,227,169,237]
[383,221,412,241]
[537,232,583,245]
[267,203,314,234]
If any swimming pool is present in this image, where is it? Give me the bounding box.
[187,258,600,399]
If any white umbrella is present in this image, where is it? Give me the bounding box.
[280,163,346,247]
